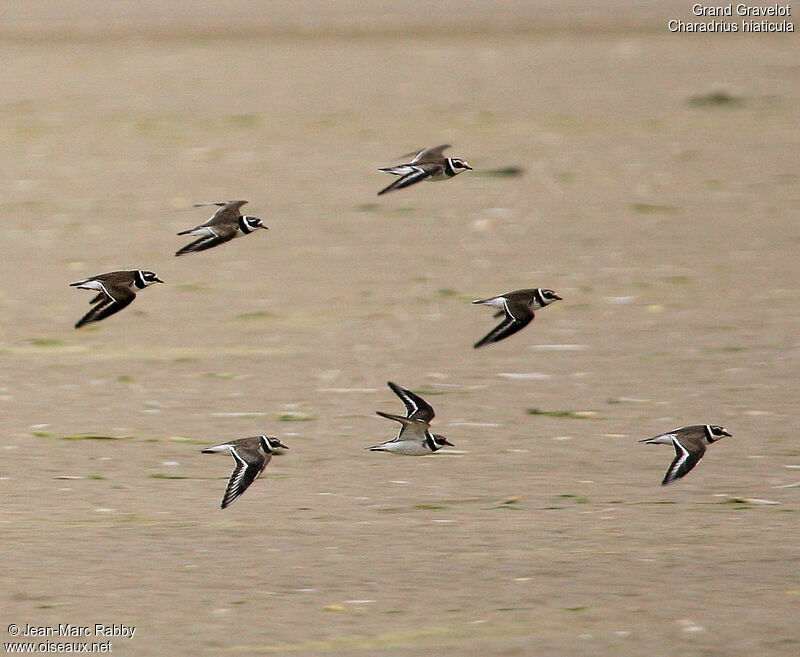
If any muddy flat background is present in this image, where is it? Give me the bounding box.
[1,3,799,656]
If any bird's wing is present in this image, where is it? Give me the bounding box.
[376,410,413,426]
[473,298,534,348]
[377,164,437,195]
[74,284,135,329]
[387,381,435,422]
[193,200,247,226]
[194,200,247,209]
[410,144,452,163]
[662,438,705,485]
[175,225,237,256]
[376,411,422,444]
[220,446,268,509]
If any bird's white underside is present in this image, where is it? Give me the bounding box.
[371,440,432,455]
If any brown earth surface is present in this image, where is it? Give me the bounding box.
[1,3,799,656]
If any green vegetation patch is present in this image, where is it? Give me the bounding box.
[631,203,679,215]
[235,311,277,320]
[556,494,590,504]
[26,338,65,347]
[60,434,129,441]
[526,408,598,419]
[274,412,316,422]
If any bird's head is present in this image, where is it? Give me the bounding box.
[448,158,473,174]
[260,436,289,453]
[538,288,562,305]
[706,425,731,443]
[136,270,164,288]
[432,434,454,449]
[240,216,268,233]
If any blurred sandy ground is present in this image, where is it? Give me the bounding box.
[0,3,799,657]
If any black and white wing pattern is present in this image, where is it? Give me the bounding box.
[74,283,135,329]
[387,381,435,422]
[221,445,269,509]
[377,164,439,195]
[175,226,237,256]
[473,298,534,348]
[662,438,705,486]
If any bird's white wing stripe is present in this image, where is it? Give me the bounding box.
[98,281,116,302]
[79,280,115,301]
[667,438,690,481]
[502,299,516,321]
[227,449,252,499]
[397,389,420,417]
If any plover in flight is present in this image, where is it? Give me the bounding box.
[367,381,453,455]
[70,270,163,329]
[175,200,267,256]
[472,288,561,348]
[640,424,731,485]
[201,435,288,508]
[377,144,472,195]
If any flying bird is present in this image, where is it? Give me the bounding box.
[377,144,472,195]
[472,288,561,348]
[640,424,732,485]
[367,381,453,455]
[70,270,163,329]
[201,435,288,508]
[175,200,267,256]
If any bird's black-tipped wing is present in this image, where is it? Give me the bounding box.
[387,381,435,422]
[175,229,236,256]
[221,446,268,509]
[662,438,705,486]
[377,166,436,195]
[74,287,135,329]
[473,299,533,348]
